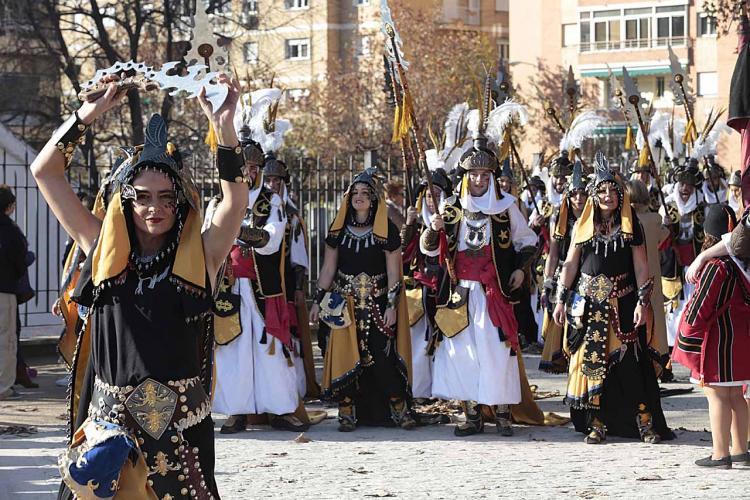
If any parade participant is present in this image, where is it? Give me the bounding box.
[629,161,661,212]
[401,160,453,399]
[728,170,743,218]
[674,204,749,469]
[628,180,670,376]
[310,167,415,431]
[262,154,320,399]
[497,159,529,219]
[422,132,538,437]
[36,73,244,499]
[539,161,587,373]
[385,180,406,228]
[659,162,705,362]
[212,87,306,434]
[553,152,671,445]
[702,156,728,205]
[521,175,545,218]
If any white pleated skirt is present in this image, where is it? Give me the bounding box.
[212,278,299,416]
[431,280,521,406]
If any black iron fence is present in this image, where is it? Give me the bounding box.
[2,149,408,327]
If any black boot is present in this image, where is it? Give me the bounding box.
[220,414,247,434]
[338,398,357,432]
[454,401,484,437]
[637,404,661,444]
[389,397,416,430]
[584,416,606,444]
[494,404,513,437]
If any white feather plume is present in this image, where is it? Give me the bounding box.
[646,111,674,160]
[559,111,605,152]
[425,149,445,172]
[442,139,472,171]
[690,121,732,160]
[466,109,481,137]
[233,93,253,133]
[672,118,687,158]
[243,88,292,154]
[485,99,528,145]
[443,102,470,149]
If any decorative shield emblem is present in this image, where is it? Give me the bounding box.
[125,379,177,440]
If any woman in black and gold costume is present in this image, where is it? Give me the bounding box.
[32,74,247,499]
[309,167,415,431]
[553,152,672,445]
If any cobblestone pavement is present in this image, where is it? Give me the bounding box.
[0,353,746,499]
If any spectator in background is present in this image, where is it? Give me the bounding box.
[0,185,28,400]
[385,180,405,228]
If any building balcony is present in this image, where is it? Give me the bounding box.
[579,36,688,53]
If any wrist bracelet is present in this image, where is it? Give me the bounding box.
[216,144,245,183]
[315,287,328,304]
[555,285,570,304]
[387,281,402,310]
[50,111,89,167]
[637,277,654,306]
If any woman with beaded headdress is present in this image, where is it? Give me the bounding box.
[309,167,415,431]
[539,160,588,373]
[553,152,672,445]
[35,74,246,499]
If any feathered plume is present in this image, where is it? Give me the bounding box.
[466,108,481,137]
[245,88,292,154]
[443,102,470,149]
[559,111,605,152]
[671,117,687,158]
[425,149,445,172]
[690,120,732,160]
[485,99,528,146]
[646,111,675,160]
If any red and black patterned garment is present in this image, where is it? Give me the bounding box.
[674,257,750,385]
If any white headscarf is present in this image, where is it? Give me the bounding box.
[460,173,516,215]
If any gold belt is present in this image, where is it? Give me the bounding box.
[91,376,210,439]
[335,271,387,299]
[577,273,633,304]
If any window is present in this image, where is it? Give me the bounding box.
[243,42,258,64]
[698,72,718,96]
[498,41,509,60]
[285,38,310,60]
[354,0,370,5]
[656,77,665,97]
[580,21,591,51]
[699,15,717,36]
[655,5,687,46]
[495,0,509,10]
[285,0,309,9]
[563,24,577,47]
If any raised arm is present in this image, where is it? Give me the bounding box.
[199,75,250,287]
[552,227,582,326]
[30,79,124,254]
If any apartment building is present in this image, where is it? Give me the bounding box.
[226,0,510,100]
[509,0,740,169]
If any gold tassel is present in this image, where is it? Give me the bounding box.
[682,119,696,145]
[639,143,650,167]
[205,122,218,153]
[625,127,634,150]
[498,129,511,162]
[268,338,276,355]
[399,92,414,140]
[391,104,402,143]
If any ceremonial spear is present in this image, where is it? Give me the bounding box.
[622,67,669,212]
[380,0,455,281]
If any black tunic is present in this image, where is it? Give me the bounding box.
[568,219,672,440]
[324,222,410,425]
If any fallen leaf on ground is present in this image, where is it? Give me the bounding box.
[269,452,288,457]
[348,467,370,474]
[364,492,396,498]
[0,425,37,436]
[294,433,312,443]
[636,475,665,481]
[358,451,375,455]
